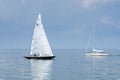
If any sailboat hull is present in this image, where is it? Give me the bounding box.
[24,56,56,60]
[86,52,108,56]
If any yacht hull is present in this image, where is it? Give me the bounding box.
[86,52,108,56]
[24,56,56,60]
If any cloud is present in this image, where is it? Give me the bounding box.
[116,22,120,28]
[99,16,115,26]
[0,0,3,2]
[99,16,120,28]
[80,0,120,8]
[0,0,42,20]
[21,0,26,4]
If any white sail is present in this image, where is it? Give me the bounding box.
[93,49,104,52]
[30,14,53,57]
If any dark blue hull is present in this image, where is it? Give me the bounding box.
[24,56,55,60]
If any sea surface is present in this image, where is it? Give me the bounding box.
[0,49,120,80]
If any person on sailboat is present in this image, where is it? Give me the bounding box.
[34,54,37,57]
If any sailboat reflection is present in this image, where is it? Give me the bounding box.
[85,56,108,79]
[30,60,53,80]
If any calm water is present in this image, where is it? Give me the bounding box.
[0,49,120,80]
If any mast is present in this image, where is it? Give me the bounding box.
[93,21,96,50]
[85,22,96,52]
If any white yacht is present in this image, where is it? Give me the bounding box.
[85,22,108,56]
[86,49,108,56]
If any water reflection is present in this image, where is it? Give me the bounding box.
[85,56,108,80]
[30,60,53,80]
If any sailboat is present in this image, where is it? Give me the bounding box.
[85,22,108,56]
[86,49,108,56]
[24,14,55,59]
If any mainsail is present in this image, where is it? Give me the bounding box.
[30,14,53,57]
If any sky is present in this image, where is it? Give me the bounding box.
[0,0,120,49]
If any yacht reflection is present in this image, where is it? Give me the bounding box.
[85,55,108,79]
[30,60,53,80]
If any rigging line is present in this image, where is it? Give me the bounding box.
[85,23,94,52]
[85,21,96,52]
[93,21,96,49]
